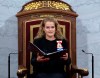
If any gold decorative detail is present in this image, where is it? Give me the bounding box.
[30,14,64,18]
[30,25,40,43]
[52,1,69,10]
[39,14,64,18]
[83,68,88,72]
[24,2,41,10]
[40,14,54,18]
[24,1,70,11]
[59,25,65,38]
[17,68,27,73]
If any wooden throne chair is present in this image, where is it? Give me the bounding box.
[16,0,89,78]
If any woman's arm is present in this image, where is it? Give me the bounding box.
[31,52,37,66]
[61,39,71,66]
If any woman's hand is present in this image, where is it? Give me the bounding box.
[60,53,68,61]
[36,53,50,62]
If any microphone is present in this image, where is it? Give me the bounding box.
[82,50,93,55]
[82,50,94,78]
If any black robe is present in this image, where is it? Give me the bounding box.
[31,37,71,78]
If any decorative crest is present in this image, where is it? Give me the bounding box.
[24,0,71,11]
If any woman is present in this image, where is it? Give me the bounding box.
[31,17,71,78]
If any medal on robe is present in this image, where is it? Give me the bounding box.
[57,40,63,51]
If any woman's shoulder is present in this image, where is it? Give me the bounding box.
[34,37,42,42]
[57,38,67,42]
[33,37,46,47]
[33,37,44,44]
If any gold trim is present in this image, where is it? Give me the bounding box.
[30,25,40,74]
[30,25,40,43]
[23,21,27,66]
[24,1,70,11]
[59,25,65,37]
[40,14,55,18]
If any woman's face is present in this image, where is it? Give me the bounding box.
[43,21,56,38]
